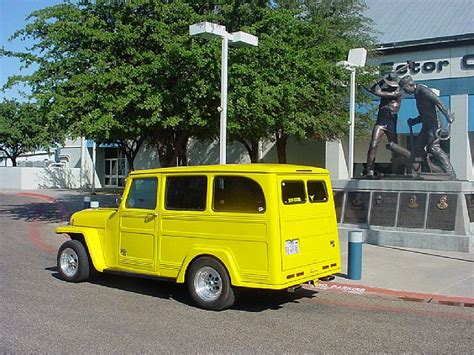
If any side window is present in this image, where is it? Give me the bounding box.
[307,181,328,203]
[281,181,306,205]
[126,177,158,210]
[165,176,207,211]
[213,176,266,213]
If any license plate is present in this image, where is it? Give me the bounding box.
[285,239,300,255]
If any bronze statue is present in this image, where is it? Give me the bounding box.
[398,75,456,179]
[365,72,402,177]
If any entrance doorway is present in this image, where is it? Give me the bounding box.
[105,149,127,187]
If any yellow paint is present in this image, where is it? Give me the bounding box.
[56,164,341,290]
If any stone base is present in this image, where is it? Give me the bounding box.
[332,179,474,253]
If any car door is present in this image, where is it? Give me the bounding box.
[118,175,159,272]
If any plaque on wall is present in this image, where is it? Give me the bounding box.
[398,193,427,228]
[343,191,370,224]
[370,192,398,227]
[333,191,344,223]
[466,194,474,223]
[426,194,458,231]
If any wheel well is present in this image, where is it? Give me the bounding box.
[67,233,95,271]
[68,233,86,245]
[185,254,232,283]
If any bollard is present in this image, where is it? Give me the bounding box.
[348,231,363,280]
[83,196,91,209]
[90,201,99,209]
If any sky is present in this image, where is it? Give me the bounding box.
[1,0,64,100]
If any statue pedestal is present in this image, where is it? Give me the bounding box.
[332,179,474,253]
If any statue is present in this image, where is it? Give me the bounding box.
[390,75,456,180]
[365,72,402,177]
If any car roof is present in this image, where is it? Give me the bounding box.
[129,164,329,176]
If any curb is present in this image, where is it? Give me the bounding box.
[309,281,474,308]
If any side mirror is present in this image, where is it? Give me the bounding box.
[115,197,122,207]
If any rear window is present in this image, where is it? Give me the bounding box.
[281,181,306,205]
[165,176,207,211]
[213,176,266,213]
[307,181,328,203]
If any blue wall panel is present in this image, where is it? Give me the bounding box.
[469,95,474,132]
[396,96,450,134]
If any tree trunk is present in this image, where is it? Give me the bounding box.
[275,131,288,164]
[239,139,260,163]
[116,138,144,171]
[11,157,17,167]
[173,134,189,166]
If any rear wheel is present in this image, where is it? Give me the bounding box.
[187,257,236,311]
[57,240,90,282]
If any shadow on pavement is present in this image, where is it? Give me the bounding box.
[0,193,119,223]
[46,266,318,312]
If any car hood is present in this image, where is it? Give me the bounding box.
[70,208,117,229]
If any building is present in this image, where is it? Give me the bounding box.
[327,0,473,181]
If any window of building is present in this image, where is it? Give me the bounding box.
[213,176,266,213]
[165,176,207,211]
[307,181,328,203]
[105,148,127,187]
[281,181,306,205]
[126,177,158,210]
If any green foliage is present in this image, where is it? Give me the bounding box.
[226,2,376,162]
[1,0,378,165]
[0,100,54,166]
[3,0,222,167]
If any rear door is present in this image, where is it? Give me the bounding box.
[278,175,339,271]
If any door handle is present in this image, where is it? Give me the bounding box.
[148,212,158,218]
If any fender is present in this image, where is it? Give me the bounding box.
[176,247,241,286]
[56,226,107,272]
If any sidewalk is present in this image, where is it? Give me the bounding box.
[317,242,474,306]
[5,189,474,306]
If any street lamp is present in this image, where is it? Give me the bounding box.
[190,22,258,164]
[337,48,367,178]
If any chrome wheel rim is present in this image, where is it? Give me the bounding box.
[194,266,222,302]
[59,248,79,277]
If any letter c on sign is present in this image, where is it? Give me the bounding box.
[462,54,474,69]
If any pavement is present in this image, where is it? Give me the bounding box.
[3,188,473,307]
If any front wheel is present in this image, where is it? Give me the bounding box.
[187,257,237,311]
[57,240,90,282]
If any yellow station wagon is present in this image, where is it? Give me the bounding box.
[56,164,341,310]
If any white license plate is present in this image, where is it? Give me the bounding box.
[285,239,300,255]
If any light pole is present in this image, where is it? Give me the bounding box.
[337,48,367,178]
[190,22,258,164]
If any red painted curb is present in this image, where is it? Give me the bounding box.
[17,192,70,221]
[17,192,56,203]
[312,281,474,308]
[15,192,67,255]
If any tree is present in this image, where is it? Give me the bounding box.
[2,0,221,168]
[0,100,54,166]
[224,0,378,163]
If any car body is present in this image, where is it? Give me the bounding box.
[56,164,341,310]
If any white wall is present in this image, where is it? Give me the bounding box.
[0,167,82,190]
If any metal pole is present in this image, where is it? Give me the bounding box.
[92,141,96,193]
[348,68,356,179]
[219,35,229,165]
[348,230,363,280]
[80,137,85,188]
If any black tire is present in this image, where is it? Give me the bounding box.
[57,240,90,283]
[187,257,236,311]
